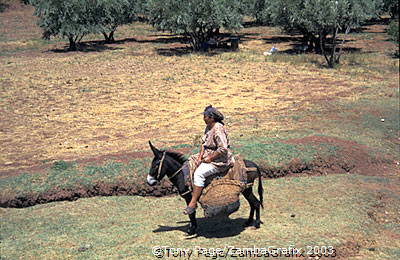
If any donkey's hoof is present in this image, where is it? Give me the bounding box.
[243,220,253,227]
[186,226,197,236]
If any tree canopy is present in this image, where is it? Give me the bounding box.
[146,0,243,50]
[30,0,141,50]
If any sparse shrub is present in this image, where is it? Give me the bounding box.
[52,160,74,171]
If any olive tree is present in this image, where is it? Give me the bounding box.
[260,0,383,67]
[93,0,140,43]
[146,0,243,51]
[30,0,141,50]
[31,0,101,50]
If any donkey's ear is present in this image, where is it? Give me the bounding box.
[149,141,161,157]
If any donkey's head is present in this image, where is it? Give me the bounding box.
[147,141,168,186]
[147,141,187,186]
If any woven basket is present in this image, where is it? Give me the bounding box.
[199,179,243,217]
[201,201,241,218]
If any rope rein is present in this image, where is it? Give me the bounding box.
[156,151,182,181]
[168,166,183,180]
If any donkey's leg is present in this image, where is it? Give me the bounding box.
[242,187,255,227]
[242,187,261,228]
[182,193,197,235]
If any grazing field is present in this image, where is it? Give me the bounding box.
[1,175,400,259]
[0,1,399,259]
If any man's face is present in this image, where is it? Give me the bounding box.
[203,114,214,125]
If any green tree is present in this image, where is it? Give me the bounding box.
[383,0,398,18]
[146,0,243,51]
[31,0,100,50]
[387,19,399,56]
[93,0,139,43]
[261,0,383,67]
[30,0,141,50]
[237,0,256,16]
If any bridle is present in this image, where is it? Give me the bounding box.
[155,151,184,181]
[155,151,191,196]
[156,151,166,180]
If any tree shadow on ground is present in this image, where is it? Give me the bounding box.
[155,45,242,57]
[277,45,363,55]
[47,35,186,53]
[156,46,193,56]
[363,17,393,26]
[260,34,361,54]
[242,21,261,28]
[346,17,392,34]
[152,217,251,239]
[49,35,191,56]
[262,35,355,45]
[117,35,188,45]
[48,42,123,53]
[45,31,260,56]
[153,32,260,56]
[262,36,304,45]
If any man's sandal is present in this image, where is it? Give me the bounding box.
[183,206,196,215]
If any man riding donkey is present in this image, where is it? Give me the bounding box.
[182,105,245,215]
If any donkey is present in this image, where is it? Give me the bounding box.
[146,141,264,235]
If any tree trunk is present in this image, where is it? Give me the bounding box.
[321,28,338,68]
[102,31,115,43]
[334,26,351,65]
[109,31,115,42]
[68,36,77,51]
[189,33,201,51]
[189,30,210,51]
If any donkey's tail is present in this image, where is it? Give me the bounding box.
[257,167,264,209]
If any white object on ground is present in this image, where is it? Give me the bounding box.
[264,46,278,56]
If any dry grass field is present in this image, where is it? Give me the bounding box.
[1,2,398,175]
